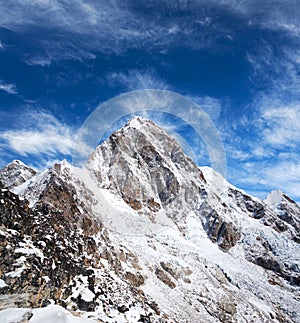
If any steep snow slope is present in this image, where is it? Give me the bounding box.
[0,117,299,322]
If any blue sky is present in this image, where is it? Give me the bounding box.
[0,0,299,202]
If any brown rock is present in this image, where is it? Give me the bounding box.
[124,271,145,287]
[155,268,176,289]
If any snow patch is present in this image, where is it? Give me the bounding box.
[0,279,8,288]
[0,308,31,323]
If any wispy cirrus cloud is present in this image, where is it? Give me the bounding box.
[0,1,178,62]
[0,80,17,95]
[247,45,300,98]
[224,99,300,201]
[222,7,300,201]
[215,0,300,36]
[234,158,300,203]
[0,0,263,63]
[106,70,170,91]
[0,110,76,168]
[106,70,224,124]
[0,0,299,68]
[25,56,52,67]
[259,105,300,148]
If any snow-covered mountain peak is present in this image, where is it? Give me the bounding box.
[8,159,27,167]
[1,118,300,322]
[106,115,180,158]
[124,115,153,128]
[0,159,36,189]
[87,115,205,221]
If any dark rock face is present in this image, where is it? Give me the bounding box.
[230,188,299,240]
[275,194,300,237]
[256,255,283,272]
[0,186,102,308]
[117,304,129,313]
[225,188,300,286]
[124,271,145,287]
[75,295,96,312]
[32,163,101,235]
[204,210,241,251]
[0,182,164,320]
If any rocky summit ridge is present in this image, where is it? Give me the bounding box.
[0,117,299,323]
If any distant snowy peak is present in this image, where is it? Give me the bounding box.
[0,160,36,190]
[265,189,298,207]
[265,189,300,241]
[265,190,284,206]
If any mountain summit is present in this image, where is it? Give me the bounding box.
[0,118,299,322]
[87,116,205,214]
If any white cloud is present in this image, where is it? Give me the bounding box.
[0,1,174,60]
[0,111,75,159]
[0,40,3,49]
[0,81,17,94]
[248,96,300,151]
[215,0,300,37]
[0,0,251,63]
[25,56,51,67]
[229,148,250,161]
[236,160,300,201]
[222,97,300,202]
[252,146,274,159]
[107,70,170,91]
[0,0,298,66]
[260,105,300,148]
[247,46,300,100]
[106,72,223,124]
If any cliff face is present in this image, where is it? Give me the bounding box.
[87,117,205,212]
[0,117,299,323]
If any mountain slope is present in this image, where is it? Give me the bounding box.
[0,117,299,322]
